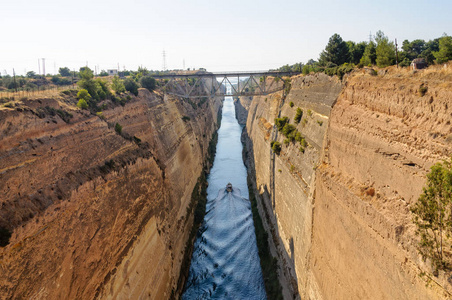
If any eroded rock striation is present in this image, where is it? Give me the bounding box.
[0,87,221,299]
[240,66,452,299]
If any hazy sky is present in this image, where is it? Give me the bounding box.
[1,0,451,75]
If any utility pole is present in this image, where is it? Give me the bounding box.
[395,38,399,68]
[38,59,41,76]
[369,31,372,43]
[162,50,167,71]
[42,58,46,76]
[13,68,17,92]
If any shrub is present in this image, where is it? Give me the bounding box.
[302,118,308,127]
[419,84,428,97]
[140,76,156,91]
[300,138,308,148]
[112,75,125,94]
[295,131,302,142]
[294,108,303,123]
[317,120,323,126]
[77,99,88,109]
[77,89,91,101]
[282,123,296,137]
[307,109,312,117]
[182,116,191,121]
[271,141,282,155]
[289,101,294,107]
[96,112,105,120]
[115,123,122,134]
[124,78,139,96]
[275,117,289,131]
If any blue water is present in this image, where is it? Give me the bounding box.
[182,96,266,299]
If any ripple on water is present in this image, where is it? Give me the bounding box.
[182,97,265,300]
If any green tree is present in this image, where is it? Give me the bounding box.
[59,67,71,77]
[112,75,125,94]
[347,41,367,65]
[433,34,452,64]
[411,158,452,273]
[95,78,110,100]
[26,71,36,78]
[360,41,377,66]
[420,39,440,64]
[140,76,156,92]
[402,39,426,61]
[319,33,350,66]
[124,78,139,96]
[375,31,396,67]
[78,67,99,100]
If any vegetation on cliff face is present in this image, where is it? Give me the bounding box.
[411,157,452,274]
[274,116,308,153]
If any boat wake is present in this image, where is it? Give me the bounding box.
[182,186,266,299]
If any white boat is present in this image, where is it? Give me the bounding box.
[226,183,233,192]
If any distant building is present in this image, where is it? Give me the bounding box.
[411,58,428,70]
[107,69,118,76]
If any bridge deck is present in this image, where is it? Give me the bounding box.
[152,71,301,78]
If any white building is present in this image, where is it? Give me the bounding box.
[107,69,118,76]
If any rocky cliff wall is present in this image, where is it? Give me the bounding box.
[242,73,342,299]
[0,86,221,299]
[311,67,452,299]
[242,66,452,299]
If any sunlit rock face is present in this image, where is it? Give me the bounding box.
[0,86,222,300]
[241,68,452,300]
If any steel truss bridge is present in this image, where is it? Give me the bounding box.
[152,71,301,98]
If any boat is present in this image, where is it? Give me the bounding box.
[226,183,233,192]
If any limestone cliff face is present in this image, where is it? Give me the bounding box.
[242,73,341,299]
[0,87,221,299]
[242,67,452,299]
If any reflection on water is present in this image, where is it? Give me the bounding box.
[182,96,265,299]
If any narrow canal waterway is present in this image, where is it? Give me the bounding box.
[182,95,266,299]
